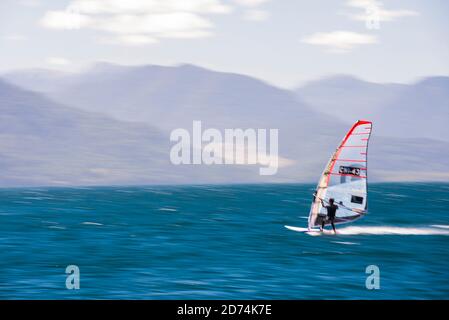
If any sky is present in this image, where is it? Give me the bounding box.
[0,0,448,88]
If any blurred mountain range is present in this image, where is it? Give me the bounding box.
[296,75,449,141]
[1,64,448,186]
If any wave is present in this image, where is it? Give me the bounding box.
[48,225,66,230]
[335,226,449,236]
[82,221,103,226]
[158,207,178,212]
[331,241,359,245]
[431,224,449,229]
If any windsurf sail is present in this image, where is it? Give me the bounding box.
[308,120,372,229]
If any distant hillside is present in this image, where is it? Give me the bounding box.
[295,75,449,141]
[4,63,349,177]
[2,65,449,185]
[0,79,270,186]
[0,79,166,186]
[371,77,449,141]
[1,77,335,186]
[5,64,343,135]
[4,68,76,93]
[296,75,406,122]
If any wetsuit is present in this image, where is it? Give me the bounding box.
[325,204,338,221]
[322,203,338,232]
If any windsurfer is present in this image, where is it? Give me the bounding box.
[320,198,338,233]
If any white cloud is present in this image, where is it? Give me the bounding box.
[302,31,378,53]
[67,0,231,15]
[244,9,270,21]
[346,0,419,22]
[347,0,380,8]
[40,0,231,45]
[233,0,269,7]
[302,1,417,54]
[46,57,71,66]
[233,0,271,22]
[41,10,91,30]
[94,12,213,36]
[19,0,41,7]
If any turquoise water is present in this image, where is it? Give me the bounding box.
[0,183,448,299]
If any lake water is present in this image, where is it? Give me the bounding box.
[0,183,448,299]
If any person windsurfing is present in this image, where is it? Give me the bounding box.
[320,198,338,233]
[285,120,372,235]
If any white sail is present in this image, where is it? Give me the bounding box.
[308,120,372,229]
